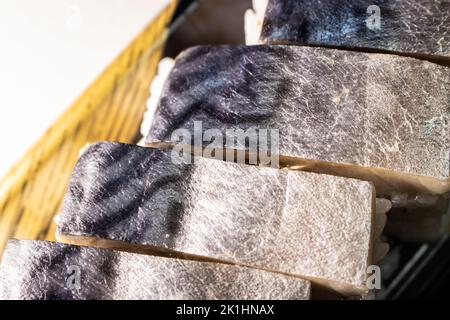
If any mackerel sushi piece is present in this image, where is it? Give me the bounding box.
[254,0,450,64]
[57,142,385,296]
[144,45,450,204]
[0,240,311,300]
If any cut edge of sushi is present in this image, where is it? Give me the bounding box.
[145,141,449,241]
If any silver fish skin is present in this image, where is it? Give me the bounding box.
[0,240,311,300]
[144,45,450,196]
[260,0,450,63]
[58,142,376,296]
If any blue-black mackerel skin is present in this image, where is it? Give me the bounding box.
[260,0,450,58]
[59,142,193,247]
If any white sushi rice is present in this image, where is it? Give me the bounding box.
[140,57,175,140]
[244,0,268,45]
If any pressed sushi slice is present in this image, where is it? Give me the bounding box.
[143,45,450,212]
[246,0,450,65]
[0,240,311,300]
[56,142,388,296]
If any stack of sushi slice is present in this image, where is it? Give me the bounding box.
[0,141,389,299]
[1,0,449,300]
[243,0,450,242]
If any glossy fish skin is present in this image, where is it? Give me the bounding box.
[144,45,450,195]
[260,0,450,61]
[0,240,311,300]
[58,142,375,295]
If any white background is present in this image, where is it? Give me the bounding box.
[0,0,169,178]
